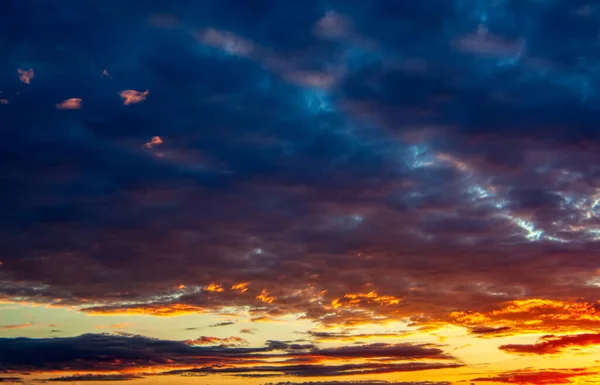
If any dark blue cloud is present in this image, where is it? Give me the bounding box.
[0,0,600,331]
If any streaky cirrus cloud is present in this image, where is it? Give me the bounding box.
[471,368,597,384]
[0,322,33,330]
[45,373,142,382]
[261,382,450,385]
[499,333,600,355]
[0,333,461,377]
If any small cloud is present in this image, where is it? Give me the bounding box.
[256,289,276,304]
[240,328,255,334]
[186,336,248,347]
[314,11,350,39]
[499,333,600,355]
[209,321,235,328]
[0,99,8,105]
[17,68,34,84]
[205,283,224,293]
[232,282,249,293]
[95,323,132,330]
[144,136,163,148]
[0,322,33,330]
[102,69,112,79]
[469,326,512,336]
[55,98,82,110]
[45,373,142,382]
[120,89,149,105]
[0,377,23,383]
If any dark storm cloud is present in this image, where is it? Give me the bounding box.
[0,334,459,376]
[1,0,600,335]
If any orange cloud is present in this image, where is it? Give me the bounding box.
[55,98,82,110]
[185,335,248,347]
[120,89,149,105]
[256,289,276,304]
[232,282,249,293]
[82,303,204,317]
[144,136,163,148]
[329,291,401,310]
[308,330,411,342]
[445,298,600,334]
[18,68,34,84]
[204,283,224,293]
[95,323,132,329]
[0,322,33,330]
[499,333,600,355]
[472,368,596,384]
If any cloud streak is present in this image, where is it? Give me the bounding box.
[0,333,460,378]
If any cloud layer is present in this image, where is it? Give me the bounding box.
[1,2,600,382]
[0,333,460,378]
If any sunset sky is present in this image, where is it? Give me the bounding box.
[2,1,600,384]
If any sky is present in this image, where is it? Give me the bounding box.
[1,0,600,384]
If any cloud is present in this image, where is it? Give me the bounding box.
[262,382,450,385]
[119,90,149,105]
[45,374,142,382]
[499,333,600,355]
[1,0,600,348]
[0,322,33,330]
[307,331,410,342]
[94,323,132,330]
[471,368,596,384]
[186,335,248,347]
[55,98,82,110]
[468,326,513,336]
[209,321,235,327]
[0,333,459,377]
